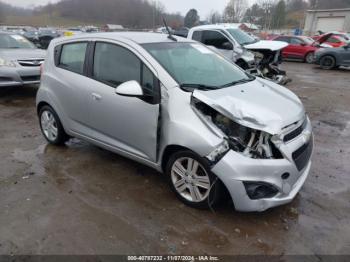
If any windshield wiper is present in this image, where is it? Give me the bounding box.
[220,77,255,88]
[179,83,218,91]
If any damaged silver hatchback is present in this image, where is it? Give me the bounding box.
[37,32,313,212]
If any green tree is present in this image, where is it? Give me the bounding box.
[224,0,247,23]
[272,0,286,29]
[184,9,199,28]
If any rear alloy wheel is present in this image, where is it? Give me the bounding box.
[39,106,69,145]
[166,151,222,209]
[305,52,315,64]
[320,55,336,70]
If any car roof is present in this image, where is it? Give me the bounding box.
[60,32,194,44]
[190,23,241,31]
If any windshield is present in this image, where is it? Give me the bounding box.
[143,42,252,89]
[0,34,36,49]
[226,28,256,45]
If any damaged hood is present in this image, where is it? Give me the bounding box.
[244,40,288,51]
[192,78,305,134]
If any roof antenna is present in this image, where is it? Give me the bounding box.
[163,17,177,42]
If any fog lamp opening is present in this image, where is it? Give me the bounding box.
[243,182,279,200]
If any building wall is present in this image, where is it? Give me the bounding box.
[304,9,350,35]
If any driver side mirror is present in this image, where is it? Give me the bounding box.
[300,42,307,46]
[115,80,144,97]
[221,41,233,50]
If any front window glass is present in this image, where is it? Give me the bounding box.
[202,31,232,50]
[226,29,256,45]
[290,38,303,45]
[0,34,36,49]
[143,42,251,89]
[301,36,314,44]
[93,42,141,87]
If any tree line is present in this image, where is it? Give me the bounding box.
[1,0,350,29]
[35,0,183,29]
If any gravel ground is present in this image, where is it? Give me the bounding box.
[0,62,349,256]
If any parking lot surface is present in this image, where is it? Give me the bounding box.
[0,62,349,255]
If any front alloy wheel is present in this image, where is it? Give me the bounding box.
[166,151,222,209]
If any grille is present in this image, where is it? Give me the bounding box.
[292,135,313,171]
[21,75,40,82]
[284,119,307,142]
[18,59,44,67]
[0,77,13,82]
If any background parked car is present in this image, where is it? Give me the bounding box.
[187,24,256,70]
[173,27,189,38]
[272,34,333,63]
[315,43,350,69]
[313,33,349,48]
[0,32,46,87]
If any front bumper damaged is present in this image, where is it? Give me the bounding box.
[211,118,314,212]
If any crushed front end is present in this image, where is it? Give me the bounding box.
[192,97,313,212]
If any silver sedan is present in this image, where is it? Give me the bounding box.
[0,32,46,87]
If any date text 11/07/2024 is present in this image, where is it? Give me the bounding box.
[127,256,220,261]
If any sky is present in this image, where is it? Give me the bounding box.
[0,0,244,17]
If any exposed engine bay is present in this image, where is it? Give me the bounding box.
[247,49,291,86]
[192,98,283,160]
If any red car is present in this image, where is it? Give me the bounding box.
[313,34,348,48]
[272,34,332,63]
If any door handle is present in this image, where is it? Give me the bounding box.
[91,93,102,101]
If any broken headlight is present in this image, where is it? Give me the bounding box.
[192,98,282,159]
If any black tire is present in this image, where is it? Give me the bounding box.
[165,150,222,209]
[39,105,69,145]
[305,52,315,64]
[320,55,336,70]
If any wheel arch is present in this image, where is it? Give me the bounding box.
[37,101,51,115]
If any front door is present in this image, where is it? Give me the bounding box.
[288,37,306,59]
[85,42,160,162]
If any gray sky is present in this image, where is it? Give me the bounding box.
[1,0,240,17]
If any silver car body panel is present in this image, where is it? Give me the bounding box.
[37,32,313,212]
[0,48,46,87]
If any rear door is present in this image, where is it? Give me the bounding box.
[84,41,160,162]
[53,41,92,135]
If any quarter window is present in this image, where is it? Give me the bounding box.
[59,42,87,74]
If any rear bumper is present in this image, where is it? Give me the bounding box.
[0,66,41,87]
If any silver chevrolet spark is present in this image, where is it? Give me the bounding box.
[36,32,313,212]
